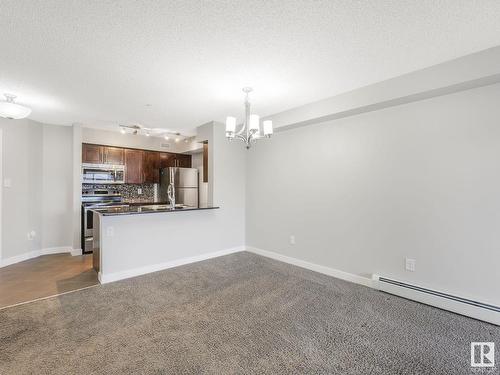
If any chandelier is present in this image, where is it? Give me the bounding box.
[225,87,273,149]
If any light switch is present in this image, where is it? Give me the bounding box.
[106,226,115,237]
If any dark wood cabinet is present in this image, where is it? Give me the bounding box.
[82,144,124,165]
[176,154,192,168]
[83,143,191,184]
[82,144,103,164]
[103,146,124,165]
[142,151,160,183]
[160,152,175,168]
[124,149,143,184]
[159,153,191,168]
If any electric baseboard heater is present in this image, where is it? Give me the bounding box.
[372,275,500,326]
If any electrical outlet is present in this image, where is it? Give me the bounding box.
[106,226,115,237]
[137,188,143,195]
[27,230,36,240]
[405,258,416,272]
[289,235,296,245]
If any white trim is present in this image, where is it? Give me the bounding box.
[39,246,73,256]
[71,248,83,256]
[98,246,246,284]
[373,274,500,326]
[0,284,99,311]
[0,246,76,268]
[246,247,373,288]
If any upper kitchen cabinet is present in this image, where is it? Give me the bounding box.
[82,144,124,165]
[159,152,191,168]
[102,146,124,165]
[124,149,143,184]
[160,152,175,169]
[143,151,160,183]
[82,144,103,164]
[176,154,192,168]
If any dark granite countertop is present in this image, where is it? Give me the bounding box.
[93,205,219,216]
[124,201,169,206]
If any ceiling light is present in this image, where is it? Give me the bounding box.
[263,120,273,136]
[175,138,180,143]
[184,138,189,143]
[225,87,272,149]
[145,131,151,137]
[164,135,170,140]
[0,94,32,119]
[120,127,126,134]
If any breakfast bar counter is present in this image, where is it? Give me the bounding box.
[91,205,235,284]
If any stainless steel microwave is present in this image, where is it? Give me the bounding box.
[82,163,125,184]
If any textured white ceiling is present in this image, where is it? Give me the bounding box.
[1,0,500,133]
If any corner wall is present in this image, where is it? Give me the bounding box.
[0,118,75,265]
[246,82,500,306]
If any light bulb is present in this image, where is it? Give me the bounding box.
[263,120,273,136]
[249,114,260,132]
[225,116,236,133]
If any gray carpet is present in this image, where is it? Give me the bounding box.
[0,252,498,374]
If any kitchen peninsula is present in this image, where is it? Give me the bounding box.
[92,205,224,284]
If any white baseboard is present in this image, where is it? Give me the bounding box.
[71,248,83,256]
[39,246,73,256]
[98,246,246,284]
[0,246,77,268]
[246,247,373,288]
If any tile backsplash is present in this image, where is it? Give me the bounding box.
[83,183,156,202]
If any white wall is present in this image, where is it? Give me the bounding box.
[191,151,208,207]
[0,118,43,259]
[41,125,73,249]
[246,82,500,306]
[72,124,82,251]
[0,118,75,264]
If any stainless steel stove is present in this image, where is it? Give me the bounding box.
[81,188,129,253]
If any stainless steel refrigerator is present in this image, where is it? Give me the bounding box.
[159,167,199,207]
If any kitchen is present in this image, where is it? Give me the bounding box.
[0,119,232,309]
[81,142,206,254]
[81,124,232,284]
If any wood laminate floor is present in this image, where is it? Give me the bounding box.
[0,253,99,309]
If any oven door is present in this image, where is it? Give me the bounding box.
[84,206,94,237]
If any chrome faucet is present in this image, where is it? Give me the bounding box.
[167,168,175,209]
